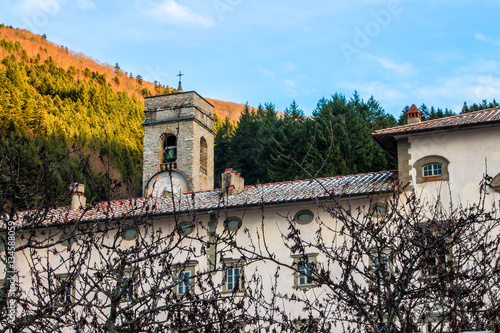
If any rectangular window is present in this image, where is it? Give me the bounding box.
[298,262,313,286]
[222,259,244,293]
[55,275,74,305]
[177,271,191,295]
[423,311,448,332]
[174,261,197,296]
[222,323,246,332]
[122,270,137,303]
[423,246,450,277]
[369,249,390,280]
[420,226,452,279]
[0,279,4,299]
[291,253,318,288]
[293,319,319,332]
[226,267,241,291]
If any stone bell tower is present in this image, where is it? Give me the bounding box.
[142,90,215,196]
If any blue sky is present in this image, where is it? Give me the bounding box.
[1,0,500,117]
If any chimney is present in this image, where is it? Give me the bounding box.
[70,183,86,210]
[407,104,422,124]
[221,169,244,196]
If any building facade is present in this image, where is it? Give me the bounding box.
[2,95,500,332]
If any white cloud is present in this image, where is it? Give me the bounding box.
[148,0,213,27]
[474,33,488,41]
[361,54,415,76]
[474,32,500,45]
[16,0,61,17]
[284,79,298,89]
[77,0,95,10]
[259,68,275,78]
[281,62,296,73]
[14,0,93,24]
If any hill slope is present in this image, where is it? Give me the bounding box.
[0,24,247,201]
[0,25,247,120]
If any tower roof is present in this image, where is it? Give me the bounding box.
[177,71,184,92]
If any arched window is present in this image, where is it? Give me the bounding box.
[200,137,207,175]
[413,155,449,184]
[423,163,443,177]
[161,134,177,168]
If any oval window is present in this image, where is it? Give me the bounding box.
[295,210,314,225]
[178,221,194,236]
[225,217,242,232]
[59,233,74,247]
[123,228,138,241]
[371,203,387,217]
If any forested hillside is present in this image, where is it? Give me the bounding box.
[0,24,247,204]
[0,25,154,202]
[3,24,492,207]
[214,94,399,186]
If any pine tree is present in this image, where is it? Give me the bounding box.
[267,101,310,182]
[214,114,236,187]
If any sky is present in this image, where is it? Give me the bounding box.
[1,0,500,117]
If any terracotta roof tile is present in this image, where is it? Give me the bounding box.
[373,107,500,136]
[371,108,500,156]
[5,171,397,227]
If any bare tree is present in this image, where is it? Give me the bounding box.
[231,179,500,333]
[1,133,499,333]
[0,136,262,332]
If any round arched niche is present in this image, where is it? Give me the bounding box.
[145,170,190,197]
[413,155,450,184]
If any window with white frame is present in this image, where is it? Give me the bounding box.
[121,269,138,303]
[423,311,448,332]
[174,261,197,296]
[423,163,443,177]
[413,155,450,184]
[369,248,391,280]
[177,270,191,295]
[55,274,74,305]
[291,253,318,288]
[293,318,320,332]
[226,267,241,291]
[222,259,244,293]
[223,324,246,332]
[419,225,452,278]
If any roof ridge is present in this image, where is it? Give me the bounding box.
[243,170,396,188]
[373,107,500,134]
[183,170,398,195]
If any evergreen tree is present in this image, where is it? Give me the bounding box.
[214,114,236,187]
[267,100,311,182]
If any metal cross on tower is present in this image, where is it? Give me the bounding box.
[177,71,184,92]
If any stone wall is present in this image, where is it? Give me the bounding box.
[142,91,214,195]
